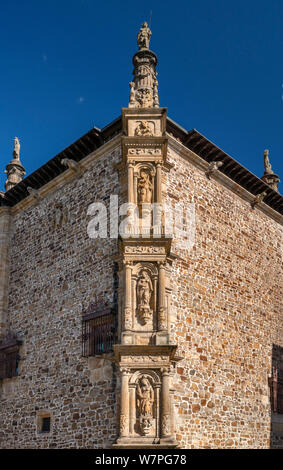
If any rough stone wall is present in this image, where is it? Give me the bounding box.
[0,144,122,449]
[1,136,282,449]
[166,143,283,449]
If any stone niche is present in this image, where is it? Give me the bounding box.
[113,345,180,449]
[120,256,172,346]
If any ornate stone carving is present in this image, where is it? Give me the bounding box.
[121,355,168,363]
[120,414,127,435]
[153,79,159,107]
[137,270,153,325]
[124,307,132,330]
[128,148,161,155]
[124,246,165,254]
[136,89,153,108]
[128,22,159,109]
[161,414,170,436]
[129,82,135,106]
[134,120,154,137]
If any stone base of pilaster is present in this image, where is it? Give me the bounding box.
[113,437,179,449]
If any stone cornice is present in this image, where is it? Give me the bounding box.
[167,134,283,227]
[10,135,122,216]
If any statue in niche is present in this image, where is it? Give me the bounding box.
[136,375,154,435]
[53,202,69,228]
[137,270,153,325]
[138,170,153,204]
[137,22,152,50]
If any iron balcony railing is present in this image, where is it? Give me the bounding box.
[0,334,22,380]
[82,303,117,357]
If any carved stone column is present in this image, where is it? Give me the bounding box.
[0,207,11,335]
[128,163,135,203]
[129,385,136,435]
[120,368,130,438]
[156,162,162,204]
[124,262,132,331]
[161,368,171,438]
[158,262,167,331]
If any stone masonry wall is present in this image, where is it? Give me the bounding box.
[166,142,283,449]
[0,136,282,449]
[0,144,122,448]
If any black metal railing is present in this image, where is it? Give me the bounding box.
[82,302,116,357]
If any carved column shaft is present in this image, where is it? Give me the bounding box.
[156,163,162,204]
[129,386,136,435]
[161,369,171,437]
[128,164,135,203]
[120,370,130,437]
[158,262,166,330]
[124,263,132,331]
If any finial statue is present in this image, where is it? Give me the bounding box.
[13,137,20,160]
[261,149,280,193]
[4,136,25,192]
[137,22,152,50]
[128,22,159,108]
[263,149,274,175]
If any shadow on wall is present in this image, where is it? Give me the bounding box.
[270,344,283,449]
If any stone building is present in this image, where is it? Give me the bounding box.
[0,23,282,449]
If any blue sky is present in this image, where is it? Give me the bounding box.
[0,0,282,192]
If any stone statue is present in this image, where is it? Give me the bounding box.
[137,22,152,50]
[129,82,135,105]
[137,270,153,324]
[264,150,274,175]
[153,79,159,107]
[136,376,154,416]
[138,171,153,204]
[53,202,69,228]
[261,149,280,193]
[13,137,20,160]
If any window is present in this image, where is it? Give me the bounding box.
[36,411,52,434]
[0,334,22,380]
[82,302,117,357]
[41,417,51,433]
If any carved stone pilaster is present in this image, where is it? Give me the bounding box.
[158,262,167,331]
[124,262,133,332]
